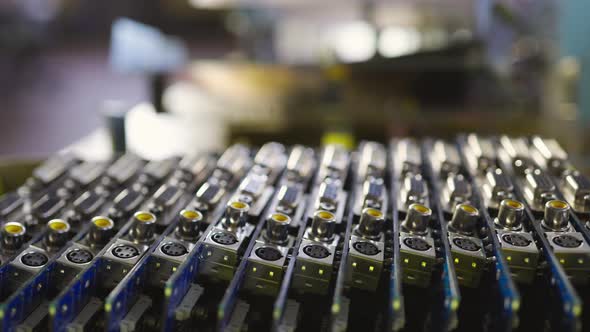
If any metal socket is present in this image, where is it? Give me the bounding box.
[357,207,385,239]
[46,219,71,248]
[542,200,570,231]
[266,213,291,244]
[401,204,432,235]
[89,216,115,245]
[496,199,524,230]
[449,204,479,235]
[223,201,250,230]
[311,210,336,241]
[178,209,203,240]
[131,211,157,242]
[1,222,26,251]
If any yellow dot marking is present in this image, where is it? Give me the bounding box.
[317,211,335,220]
[365,208,383,218]
[231,201,248,210]
[48,220,68,231]
[549,200,569,209]
[504,200,523,209]
[460,204,478,214]
[93,217,113,228]
[4,223,24,234]
[412,204,431,214]
[271,213,290,223]
[181,210,201,220]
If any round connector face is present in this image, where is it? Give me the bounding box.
[66,248,94,264]
[21,251,49,267]
[112,244,140,259]
[502,233,531,247]
[403,237,431,251]
[452,237,481,252]
[255,246,283,261]
[211,231,238,245]
[303,244,331,259]
[161,242,188,257]
[353,241,381,256]
[552,234,582,248]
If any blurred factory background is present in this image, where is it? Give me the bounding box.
[1,0,589,189]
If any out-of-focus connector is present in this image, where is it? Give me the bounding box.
[358,142,386,181]
[318,144,349,181]
[399,204,436,287]
[399,174,429,213]
[530,136,571,177]
[561,172,590,213]
[441,175,472,213]
[523,169,557,212]
[447,204,486,287]
[481,169,514,209]
[284,145,316,184]
[432,141,461,179]
[465,134,496,174]
[252,142,287,183]
[499,136,535,176]
[395,138,422,177]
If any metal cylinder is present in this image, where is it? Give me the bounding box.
[311,210,336,241]
[1,222,26,251]
[89,216,115,245]
[178,209,203,240]
[131,211,157,242]
[266,213,291,244]
[449,204,479,235]
[46,219,71,248]
[542,200,570,231]
[401,204,431,235]
[357,207,385,239]
[223,201,250,230]
[496,199,524,230]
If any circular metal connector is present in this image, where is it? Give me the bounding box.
[161,242,188,257]
[311,210,336,242]
[449,204,479,236]
[357,208,385,239]
[302,244,331,259]
[496,199,524,230]
[352,241,381,256]
[112,244,140,259]
[21,251,49,267]
[178,209,203,240]
[265,213,291,244]
[222,201,250,230]
[255,246,283,261]
[452,237,481,252]
[543,200,570,231]
[552,234,582,248]
[89,216,115,245]
[401,204,431,235]
[211,231,238,246]
[1,222,26,251]
[46,219,71,248]
[66,248,94,264]
[403,237,431,251]
[131,211,157,243]
[501,233,531,247]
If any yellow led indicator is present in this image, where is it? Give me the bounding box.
[319,269,324,275]
[393,299,401,311]
[223,256,228,261]
[512,300,520,311]
[0,309,4,319]
[421,261,427,268]
[578,259,584,264]
[172,267,177,272]
[252,267,257,272]
[524,257,530,264]
[301,265,306,271]
[369,266,374,272]
[560,259,565,264]
[165,287,172,297]
[105,303,112,312]
[269,271,274,277]
[352,262,357,268]
[454,258,459,264]
[404,258,409,264]
[451,299,459,311]
[471,262,477,268]
[506,256,512,262]
[49,305,56,316]
[332,303,340,314]
[573,305,582,317]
